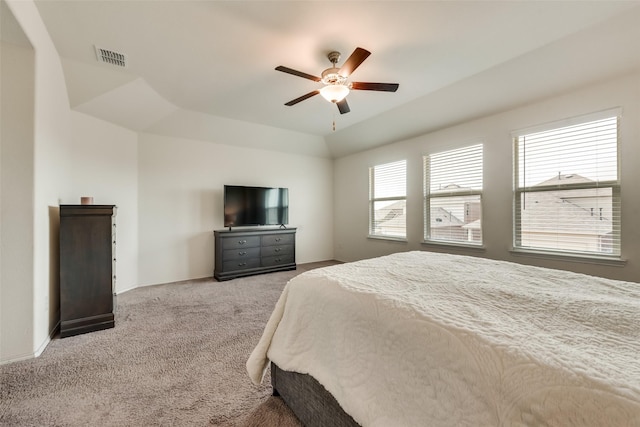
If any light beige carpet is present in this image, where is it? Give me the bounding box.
[0,261,337,426]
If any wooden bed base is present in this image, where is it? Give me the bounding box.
[271,362,360,427]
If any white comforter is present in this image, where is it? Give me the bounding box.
[247,251,640,426]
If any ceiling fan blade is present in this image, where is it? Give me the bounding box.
[275,66,321,82]
[284,90,320,106]
[338,47,371,77]
[351,82,399,92]
[336,98,350,114]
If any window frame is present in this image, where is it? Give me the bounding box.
[423,143,484,246]
[368,159,407,240]
[512,109,621,259]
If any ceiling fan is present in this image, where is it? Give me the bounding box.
[275,47,399,114]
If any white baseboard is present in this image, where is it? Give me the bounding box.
[0,319,60,365]
[0,352,35,365]
[33,333,52,358]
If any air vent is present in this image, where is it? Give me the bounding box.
[94,45,127,68]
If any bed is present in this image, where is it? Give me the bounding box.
[247,251,640,426]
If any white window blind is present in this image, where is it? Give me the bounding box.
[369,160,407,238]
[424,144,483,244]
[514,113,620,256]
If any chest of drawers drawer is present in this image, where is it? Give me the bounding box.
[223,257,261,272]
[262,253,295,268]
[223,247,260,261]
[262,233,294,246]
[223,235,260,249]
[261,244,293,257]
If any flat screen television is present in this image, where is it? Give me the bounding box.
[224,185,289,227]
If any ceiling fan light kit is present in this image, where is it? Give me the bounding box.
[275,47,399,114]
[319,84,350,103]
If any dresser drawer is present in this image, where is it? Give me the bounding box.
[262,244,293,257]
[222,235,260,249]
[223,247,260,261]
[262,254,294,267]
[223,257,260,272]
[262,233,294,246]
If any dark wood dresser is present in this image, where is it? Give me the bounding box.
[59,205,116,337]
[214,228,296,281]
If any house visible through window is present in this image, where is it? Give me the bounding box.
[424,144,483,245]
[369,160,407,239]
[513,111,620,256]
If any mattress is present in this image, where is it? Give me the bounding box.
[247,251,640,426]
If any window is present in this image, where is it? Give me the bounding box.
[424,144,483,245]
[369,160,407,239]
[513,111,620,256]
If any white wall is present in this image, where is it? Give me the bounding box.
[1,0,74,362]
[28,6,73,356]
[0,12,36,362]
[334,71,640,283]
[137,133,333,286]
[68,112,139,293]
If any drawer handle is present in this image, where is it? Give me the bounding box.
[275,238,281,242]
[274,248,281,252]
[238,251,247,256]
[238,262,247,267]
[238,240,247,245]
[275,258,281,262]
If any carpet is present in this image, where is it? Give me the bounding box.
[0,262,337,426]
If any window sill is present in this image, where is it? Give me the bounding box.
[367,235,408,243]
[421,240,486,252]
[509,248,627,267]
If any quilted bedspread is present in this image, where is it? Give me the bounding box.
[247,251,640,426]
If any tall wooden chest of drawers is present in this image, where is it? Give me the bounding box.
[59,205,116,337]
[214,228,296,281]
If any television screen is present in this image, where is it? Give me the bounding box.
[224,185,289,227]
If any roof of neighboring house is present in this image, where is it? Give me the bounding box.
[373,200,406,235]
[376,212,407,234]
[430,183,476,194]
[374,200,406,220]
[430,207,464,228]
[520,183,613,235]
[534,173,594,187]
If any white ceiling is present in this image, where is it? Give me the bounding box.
[30,0,640,158]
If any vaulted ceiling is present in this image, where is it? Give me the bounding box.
[32,1,640,157]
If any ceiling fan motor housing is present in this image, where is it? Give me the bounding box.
[321,67,348,86]
[322,51,349,86]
